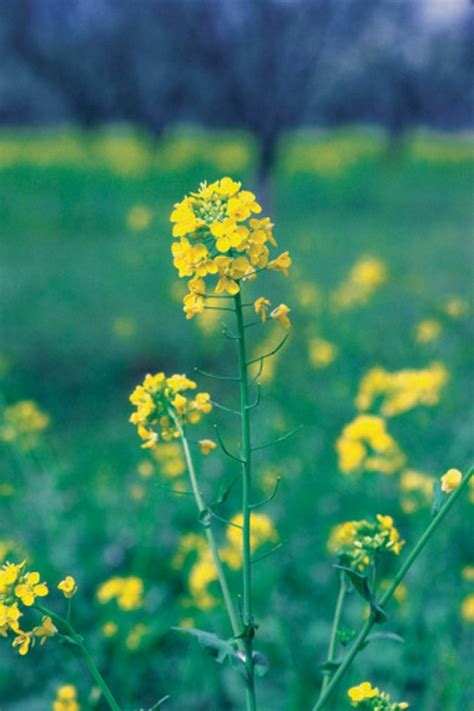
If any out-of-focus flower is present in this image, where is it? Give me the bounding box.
[440,468,462,493]
[336,415,405,476]
[415,319,441,344]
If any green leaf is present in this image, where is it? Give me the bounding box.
[431,481,443,517]
[334,565,372,603]
[253,651,270,677]
[335,565,387,623]
[172,627,243,667]
[210,474,238,508]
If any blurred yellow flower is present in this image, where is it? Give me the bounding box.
[461,594,474,623]
[96,576,144,611]
[270,303,291,329]
[0,400,49,451]
[332,256,388,311]
[112,316,137,340]
[308,337,338,369]
[102,621,118,638]
[254,296,271,322]
[126,204,153,231]
[415,318,441,344]
[336,414,405,476]
[199,439,217,455]
[53,684,80,711]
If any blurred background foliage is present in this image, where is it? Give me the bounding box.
[0,1,473,710]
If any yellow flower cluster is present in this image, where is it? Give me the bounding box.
[348,682,409,709]
[170,177,292,318]
[355,362,449,417]
[96,576,144,611]
[0,400,49,451]
[172,514,278,610]
[331,256,387,311]
[328,514,404,572]
[336,415,405,476]
[53,685,80,711]
[150,442,187,477]
[0,561,55,655]
[129,372,212,448]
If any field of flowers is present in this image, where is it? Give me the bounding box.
[1,127,473,710]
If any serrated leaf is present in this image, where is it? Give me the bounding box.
[173,627,239,663]
[253,651,269,677]
[431,481,443,517]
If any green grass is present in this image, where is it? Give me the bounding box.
[0,127,473,710]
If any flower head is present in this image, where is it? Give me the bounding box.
[53,684,80,711]
[199,439,217,455]
[328,514,404,571]
[129,372,212,447]
[348,681,409,709]
[0,400,49,451]
[270,303,291,329]
[336,415,405,476]
[169,178,291,318]
[254,297,271,322]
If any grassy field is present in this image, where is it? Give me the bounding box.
[1,127,473,710]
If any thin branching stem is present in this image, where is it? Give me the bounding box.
[35,604,121,711]
[171,414,242,642]
[312,467,473,710]
[234,289,257,711]
[319,571,347,697]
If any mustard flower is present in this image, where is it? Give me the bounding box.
[461,594,474,623]
[96,576,144,611]
[270,303,292,329]
[57,576,77,599]
[331,256,388,311]
[12,630,33,656]
[356,363,448,417]
[0,400,49,450]
[254,296,271,322]
[308,337,338,369]
[328,514,404,572]
[53,684,80,711]
[169,177,292,318]
[129,372,212,447]
[348,681,409,709]
[415,318,441,344]
[14,571,48,607]
[198,439,217,455]
[336,414,405,476]
[440,468,462,493]
[33,615,57,644]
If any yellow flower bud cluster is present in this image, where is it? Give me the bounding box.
[331,256,388,311]
[348,681,409,709]
[96,576,144,611]
[169,177,292,318]
[129,372,212,448]
[356,362,449,417]
[0,560,55,655]
[0,400,49,451]
[336,414,405,476]
[328,514,404,572]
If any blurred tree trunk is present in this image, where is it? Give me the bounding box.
[255,132,279,210]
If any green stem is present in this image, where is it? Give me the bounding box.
[312,467,473,711]
[36,604,121,711]
[319,572,347,698]
[172,414,242,641]
[234,289,257,711]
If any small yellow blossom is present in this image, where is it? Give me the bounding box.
[308,337,338,369]
[53,684,80,711]
[33,615,57,644]
[0,400,49,450]
[126,204,153,231]
[102,621,118,637]
[199,439,217,455]
[14,571,48,606]
[12,630,33,656]
[440,468,462,493]
[268,251,292,276]
[57,576,77,599]
[270,303,291,329]
[332,256,388,311]
[254,297,271,322]
[415,318,442,344]
[348,682,379,702]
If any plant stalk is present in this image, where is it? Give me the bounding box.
[312,467,473,711]
[234,289,257,711]
[173,415,242,640]
[319,572,347,698]
[36,604,121,711]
